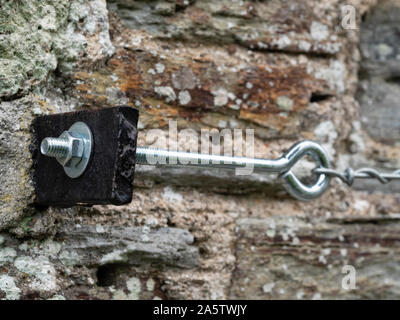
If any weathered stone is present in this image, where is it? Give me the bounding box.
[0,223,198,299]
[73,43,339,139]
[0,0,114,99]
[14,255,57,292]
[135,164,282,195]
[351,0,400,193]
[0,275,21,300]
[231,216,400,299]
[56,225,199,269]
[0,97,36,231]
[360,0,400,79]
[358,80,400,145]
[358,0,400,145]
[108,0,343,55]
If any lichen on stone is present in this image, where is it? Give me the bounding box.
[0,1,70,97]
[0,275,21,300]
[0,247,17,266]
[0,0,114,98]
[14,255,57,292]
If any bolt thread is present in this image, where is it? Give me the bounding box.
[135,147,154,164]
[41,138,70,159]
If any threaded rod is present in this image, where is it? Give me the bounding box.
[40,138,70,159]
[135,146,288,172]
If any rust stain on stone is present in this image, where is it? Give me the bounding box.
[272,2,313,34]
[72,41,327,136]
[108,49,146,100]
[74,71,114,107]
[237,65,313,114]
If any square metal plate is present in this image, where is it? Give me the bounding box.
[32,106,139,207]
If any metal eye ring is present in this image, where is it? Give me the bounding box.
[279,140,331,201]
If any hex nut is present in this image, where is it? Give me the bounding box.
[57,131,85,167]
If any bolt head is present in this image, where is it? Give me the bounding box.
[57,131,84,167]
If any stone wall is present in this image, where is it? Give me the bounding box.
[1,0,400,300]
